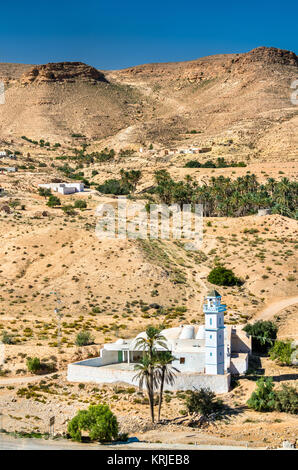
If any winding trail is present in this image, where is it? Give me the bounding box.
[254,296,298,322]
[0,372,57,386]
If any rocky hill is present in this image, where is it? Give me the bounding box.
[20,62,108,84]
[0,46,297,159]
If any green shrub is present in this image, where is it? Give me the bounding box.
[269,340,293,365]
[207,266,242,287]
[62,205,76,216]
[243,321,278,354]
[185,388,224,416]
[1,330,15,345]
[26,357,41,374]
[67,404,119,442]
[274,384,298,414]
[47,195,61,207]
[247,379,298,415]
[38,187,52,198]
[74,199,87,209]
[184,161,201,168]
[75,330,94,346]
[247,377,276,412]
[96,179,130,195]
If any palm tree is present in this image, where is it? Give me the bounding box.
[133,354,158,423]
[156,351,179,422]
[134,326,167,360]
[133,327,168,423]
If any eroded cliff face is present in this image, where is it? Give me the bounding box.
[20,61,108,85]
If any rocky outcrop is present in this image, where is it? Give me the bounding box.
[20,62,108,85]
[243,47,298,66]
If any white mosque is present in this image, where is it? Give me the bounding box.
[68,290,251,393]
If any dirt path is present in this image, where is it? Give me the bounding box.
[0,434,265,450]
[254,296,298,322]
[0,372,57,386]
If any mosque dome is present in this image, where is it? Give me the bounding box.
[179,325,195,339]
[195,325,205,339]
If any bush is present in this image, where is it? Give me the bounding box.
[185,388,224,416]
[184,161,201,168]
[269,340,293,365]
[96,179,130,195]
[247,377,276,412]
[47,195,61,207]
[75,330,94,346]
[26,357,41,374]
[274,384,298,414]
[62,205,76,216]
[67,404,119,442]
[38,187,52,198]
[247,379,298,415]
[74,199,87,209]
[243,321,278,354]
[1,330,15,345]
[207,266,242,287]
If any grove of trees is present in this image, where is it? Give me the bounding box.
[152,170,297,219]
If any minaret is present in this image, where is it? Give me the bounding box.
[203,290,226,375]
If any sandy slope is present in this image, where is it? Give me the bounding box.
[255,296,298,321]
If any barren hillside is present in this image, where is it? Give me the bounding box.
[0,46,297,160]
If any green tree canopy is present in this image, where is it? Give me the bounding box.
[243,320,278,354]
[207,266,242,286]
[247,377,276,412]
[67,404,119,442]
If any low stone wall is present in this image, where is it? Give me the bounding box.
[67,361,230,394]
[230,354,248,375]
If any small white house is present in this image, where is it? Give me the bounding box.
[67,291,251,393]
[38,182,84,195]
[0,167,18,173]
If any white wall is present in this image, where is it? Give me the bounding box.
[67,361,230,393]
[172,351,205,373]
[58,186,76,195]
[230,354,248,375]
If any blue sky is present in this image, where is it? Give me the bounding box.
[0,0,297,69]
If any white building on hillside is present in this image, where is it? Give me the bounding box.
[38,182,84,195]
[67,291,251,393]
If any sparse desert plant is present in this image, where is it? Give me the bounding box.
[74,199,87,209]
[62,205,76,216]
[274,384,298,414]
[38,187,52,198]
[1,330,15,344]
[185,388,224,416]
[26,357,41,374]
[75,330,94,347]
